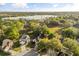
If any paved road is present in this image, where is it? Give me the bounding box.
[23,49,39,56]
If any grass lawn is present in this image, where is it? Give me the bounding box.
[0,50,10,56]
[48,27,62,39]
[48,27,61,33]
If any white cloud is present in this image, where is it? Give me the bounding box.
[40,3,79,11]
[58,3,79,11]
[53,4,59,7]
[12,3,29,8]
[27,3,74,12]
[0,3,79,12]
[71,3,79,11]
[0,3,6,5]
[0,0,78,3]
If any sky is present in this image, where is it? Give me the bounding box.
[0,3,79,12]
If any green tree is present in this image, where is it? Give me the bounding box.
[45,18,60,27]
[27,21,50,38]
[0,18,5,45]
[37,38,50,53]
[50,38,63,51]
[4,26,20,41]
[61,27,79,39]
[63,38,79,56]
[37,38,63,55]
[61,20,76,27]
[13,20,24,30]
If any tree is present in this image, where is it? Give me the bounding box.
[50,38,63,51]
[27,20,50,39]
[45,18,60,27]
[37,38,50,54]
[4,26,20,41]
[37,37,63,55]
[48,33,55,39]
[13,20,24,30]
[0,18,5,45]
[63,38,79,56]
[61,20,76,27]
[61,27,79,39]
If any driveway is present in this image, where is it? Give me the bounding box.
[23,49,38,56]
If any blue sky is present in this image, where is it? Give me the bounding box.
[0,3,78,12]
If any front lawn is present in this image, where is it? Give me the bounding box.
[48,27,61,33]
